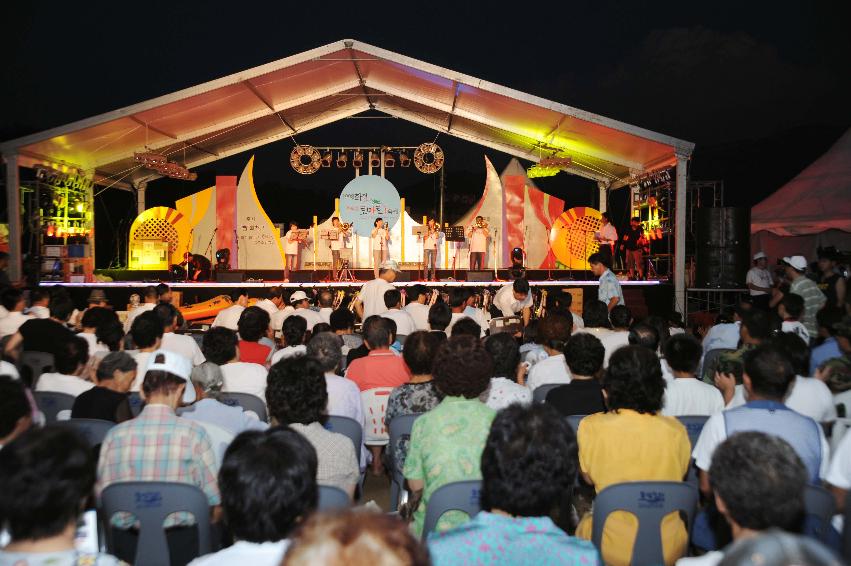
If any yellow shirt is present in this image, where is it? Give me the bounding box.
[575,409,691,566]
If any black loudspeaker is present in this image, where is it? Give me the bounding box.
[215,270,245,283]
[467,270,493,282]
[287,271,315,283]
[695,208,751,288]
[393,270,412,282]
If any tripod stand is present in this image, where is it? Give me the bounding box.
[337,258,356,282]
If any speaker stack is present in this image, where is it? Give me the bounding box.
[694,207,751,288]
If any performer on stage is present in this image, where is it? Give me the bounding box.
[594,212,618,268]
[283,221,305,282]
[421,217,441,281]
[330,217,351,280]
[621,216,648,281]
[467,216,489,270]
[371,218,390,279]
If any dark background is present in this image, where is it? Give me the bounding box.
[2,1,849,267]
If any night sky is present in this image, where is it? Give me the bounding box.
[2,1,849,267]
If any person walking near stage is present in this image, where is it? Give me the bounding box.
[329,217,350,280]
[589,252,624,311]
[621,216,646,281]
[594,212,618,269]
[371,218,390,279]
[746,252,774,310]
[283,221,305,283]
[422,217,440,281]
[467,216,489,271]
[355,260,401,320]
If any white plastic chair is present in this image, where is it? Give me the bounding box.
[361,387,393,446]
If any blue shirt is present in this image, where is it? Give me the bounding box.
[428,511,601,566]
[811,337,842,375]
[179,398,269,436]
[702,322,741,354]
[597,269,624,306]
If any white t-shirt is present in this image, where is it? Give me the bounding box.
[571,312,585,332]
[596,223,618,246]
[372,228,389,251]
[330,226,347,251]
[782,320,810,343]
[785,376,838,423]
[26,305,50,319]
[212,304,245,330]
[404,302,430,331]
[746,267,773,296]
[0,311,32,337]
[291,308,323,332]
[576,326,614,341]
[254,299,279,318]
[188,539,289,566]
[526,353,572,392]
[161,332,205,365]
[445,312,471,337]
[318,307,333,325]
[423,229,440,250]
[284,230,300,255]
[359,278,396,320]
[129,351,153,391]
[485,377,532,410]
[270,345,307,365]
[600,330,630,367]
[469,227,488,253]
[0,360,20,379]
[382,308,416,336]
[123,302,156,333]
[221,362,268,401]
[34,372,94,397]
[662,378,725,417]
[492,284,533,318]
[827,430,851,490]
[78,332,109,356]
[271,305,294,335]
[676,551,723,566]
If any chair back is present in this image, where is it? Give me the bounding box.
[674,415,709,449]
[100,481,212,566]
[700,348,735,382]
[218,392,268,423]
[843,491,851,562]
[18,351,54,388]
[591,481,698,566]
[324,415,363,456]
[190,421,235,469]
[565,414,587,433]
[128,392,144,417]
[422,479,482,539]
[318,485,351,511]
[64,418,116,446]
[360,387,393,445]
[805,484,837,545]
[387,413,423,511]
[33,391,76,423]
[533,383,561,403]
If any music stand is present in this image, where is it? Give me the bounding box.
[444,226,466,281]
[412,226,427,281]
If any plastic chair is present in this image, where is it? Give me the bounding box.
[675,416,709,487]
[18,351,54,388]
[422,479,482,539]
[324,415,363,456]
[318,485,351,511]
[218,392,268,423]
[361,387,393,445]
[128,392,144,417]
[63,418,116,446]
[842,492,851,562]
[387,413,423,511]
[805,484,837,545]
[700,348,735,383]
[533,383,561,404]
[565,414,587,433]
[591,481,698,566]
[100,481,212,566]
[33,391,76,423]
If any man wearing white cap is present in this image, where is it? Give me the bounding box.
[746,252,773,310]
[772,255,826,339]
[289,290,322,332]
[355,259,399,320]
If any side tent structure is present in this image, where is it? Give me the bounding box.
[751,128,851,260]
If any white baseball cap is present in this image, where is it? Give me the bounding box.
[379,259,401,272]
[143,349,196,403]
[783,255,808,272]
[289,290,310,303]
[753,252,767,260]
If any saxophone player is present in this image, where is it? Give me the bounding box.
[467,216,489,270]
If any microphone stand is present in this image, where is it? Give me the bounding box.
[233,229,239,270]
[204,228,217,267]
[492,228,499,281]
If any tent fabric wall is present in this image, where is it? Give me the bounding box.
[752,229,851,265]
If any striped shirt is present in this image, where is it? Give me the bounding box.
[97,404,220,528]
[789,276,826,339]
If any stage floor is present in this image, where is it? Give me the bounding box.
[40,279,663,289]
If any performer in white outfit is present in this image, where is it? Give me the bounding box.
[594,212,618,268]
[421,217,441,281]
[371,217,390,279]
[467,216,489,270]
[329,217,351,280]
[283,221,306,282]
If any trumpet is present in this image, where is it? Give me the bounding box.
[341,222,351,231]
[331,289,346,310]
[475,218,489,229]
[347,291,360,312]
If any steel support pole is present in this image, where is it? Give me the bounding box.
[674,153,689,315]
[4,153,22,282]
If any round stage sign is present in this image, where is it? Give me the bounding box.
[549,207,602,270]
[339,175,402,237]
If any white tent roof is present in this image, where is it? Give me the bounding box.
[751,128,851,236]
[1,39,693,190]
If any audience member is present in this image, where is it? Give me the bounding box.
[545,290,584,331]
[266,356,359,497]
[128,310,163,390]
[288,291,322,331]
[0,427,123,565]
[346,316,411,391]
[382,288,416,336]
[427,302,451,336]
[0,288,32,338]
[772,255,826,338]
[600,304,631,367]
[271,315,308,363]
[155,303,205,365]
[519,319,548,366]
[713,309,776,400]
[779,293,810,343]
[0,376,32,447]
[7,294,76,358]
[818,317,851,392]
[330,308,363,366]
[404,336,496,536]
[677,432,807,566]
[94,316,124,356]
[546,332,606,417]
[449,316,483,339]
[25,288,50,319]
[317,289,335,325]
[403,284,431,331]
[311,322,332,335]
[526,314,573,392]
[716,530,841,566]
[482,332,531,410]
[180,362,268,435]
[254,286,284,320]
[189,428,317,565]
[385,331,445,477]
[702,306,742,354]
[575,345,691,566]
[202,327,268,401]
[307,332,364,426]
[356,260,399,320]
[746,252,774,310]
[429,403,601,566]
[283,511,429,566]
[34,336,94,397]
[810,307,844,374]
[237,306,273,365]
[156,283,173,304]
[662,334,724,416]
[123,285,158,333]
[71,351,135,422]
[212,288,248,330]
[578,300,613,339]
[445,288,471,336]
[816,248,846,311]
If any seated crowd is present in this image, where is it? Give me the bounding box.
[1,265,850,566]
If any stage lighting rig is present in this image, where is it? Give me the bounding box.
[321,151,333,168]
[383,151,395,168]
[369,152,381,168]
[352,150,364,169]
[336,152,348,168]
[399,151,411,167]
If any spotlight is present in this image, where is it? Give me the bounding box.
[399,151,411,167]
[510,247,526,278]
[336,152,348,168]
[321,151,333,168]
[369,152,381,168]
[352,150,364,168]
[384,152,395,168]
[215,248,231,270]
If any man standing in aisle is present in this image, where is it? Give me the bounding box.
[492,277,533,327]
[588,252,624,311]
[355,260,400,320]
[467,216,489,271]
[371,218,390,279]
[621,216,646,281]
[594,212,618,269]
[746,252,774,310]
[329,217,350,280]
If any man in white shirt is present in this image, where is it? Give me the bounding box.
[594,212,618,268]
[212,289,248,330]
[202,327,268,401]
[600,304,631,367]
[403,285,431,331]
[288,291,322,332]
[381,289,416,337]
[355,260,399,321]
[254,286,284,319]
[34,336,94,398]
[155,303,205,365]
[123,286,158,333]
[283,221,304,283]
[462,290,489,338]
[421,218,441,281]
[0,288,32,338]
[445,288,481,337]
[661,334,724,416]
[492,278,533,327]
[525,313,573,392]
[778,294,810,343]
[127,311,163,391]
[317,290,335,325]
[466,216,489,270]
[827,429,851,516]
[25,289,50,319]
[745,251,773,310]
[370,217,390,279]
[328,217,351,280]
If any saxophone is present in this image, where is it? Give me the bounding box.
[534,289,548,318]
[347,291,360,312]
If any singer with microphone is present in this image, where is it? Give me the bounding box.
[593,212,618,269]
[371,217,390,279]
[420,217,441,281]
[467,216,489,270]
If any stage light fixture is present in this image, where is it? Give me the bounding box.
[384,151,395,168]
[336,152,348,168]
[352,150,364,168]
[399,151,411,167]
[321,151,333,168]
[369,152,381,168]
